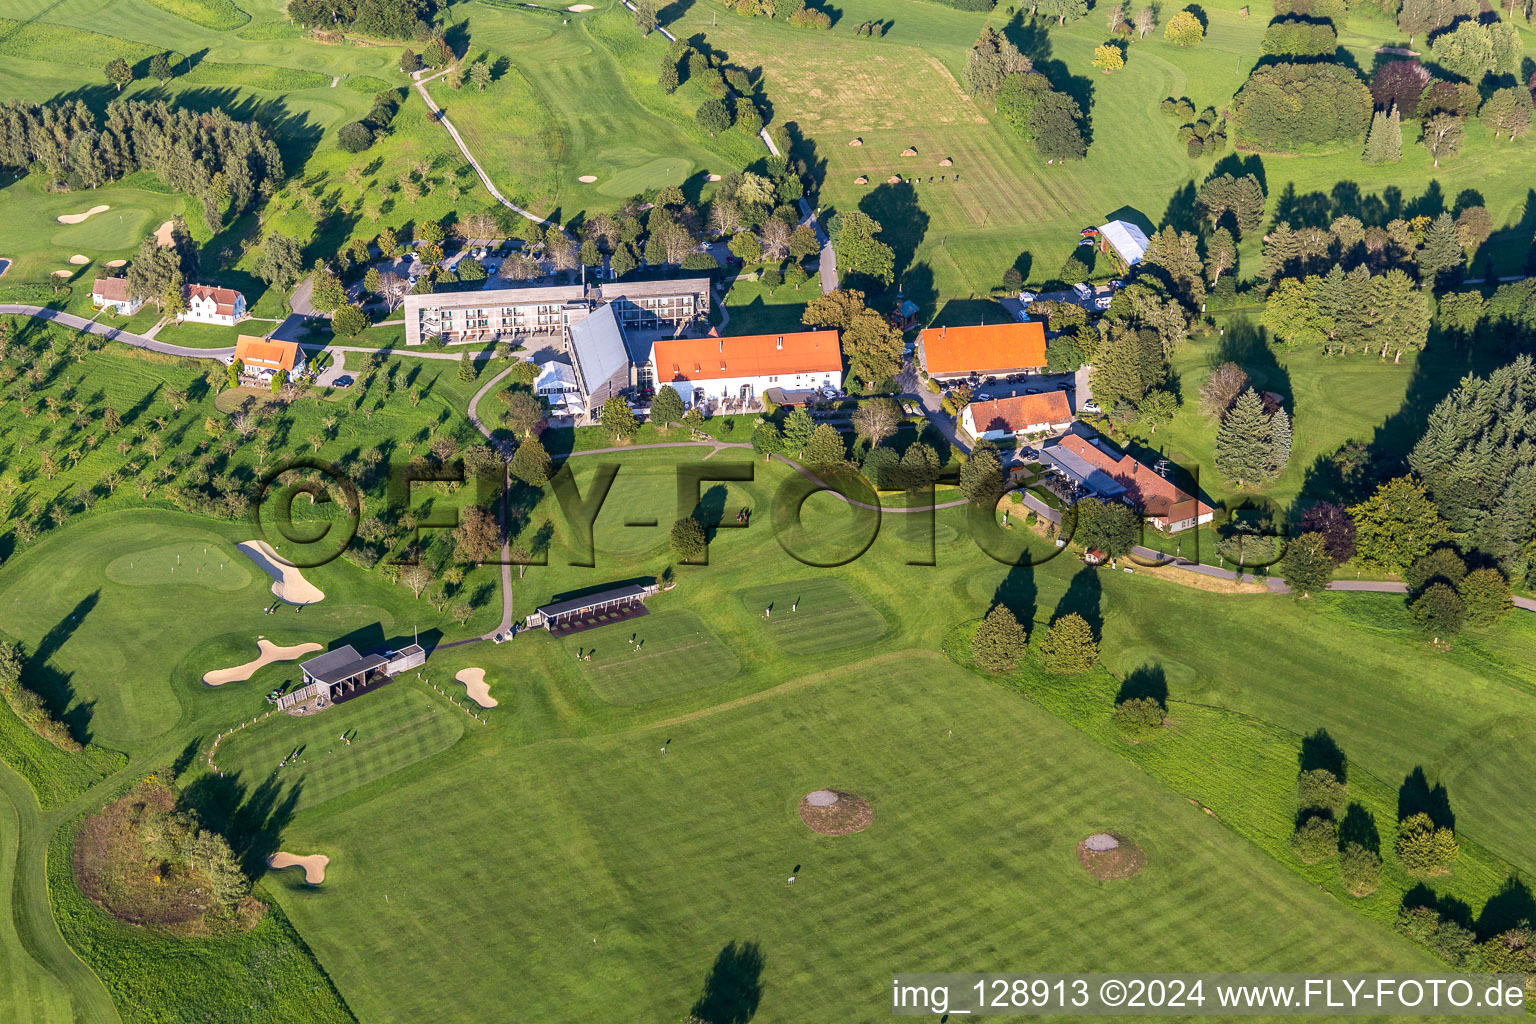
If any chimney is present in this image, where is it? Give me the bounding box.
[719,339,724,353]
[776,336,783,350]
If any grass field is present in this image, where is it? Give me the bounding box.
[214,684,465,813]
[736,577,889,654]
[564,609,741,705]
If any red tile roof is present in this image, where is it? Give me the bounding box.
[187,283,242,316]
[652,330,841,382]
[234,335,301,373]
[919,321,1046,376]
[965,392,1073,434]
[1056,433,1212,524]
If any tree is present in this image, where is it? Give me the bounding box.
[958,442,1004,506]
[1298,768,1347,815]
[256,233,305,294]
[972,604,1028,672]
[1417,212,1464,288]
[1459,568,1511,628]
[1420,113,1463,168]
[841,310,904,386]
[338,121,374,153]
[851,398,899,447]
[1291,815,1339,863]
[728,231,762,264]
[695,98,733,135]
[458,257,488,282]
[1362,106,1402,164]
[401,49,422,73]
[1074,497,1140,559]
[511,435,552,486]
[658,58,680,93]
[149,53,174,84]
[105,58,134,91]
[1299,501,1355,564]
[898,442,941,489]
[331,304,368,337]
[470,59,492,91]
[270,369,287,394]
[633,0,658,34]
[1196,173,1266,234]
[1205,226,1237,285]
[1395,812,1459,874]
[1038,613,1097,673]
[1349,476,1447,572]
[1281,532,1335,597]
[1164,9,1204,45]
[1480,86,1532,141]
[1429,19,1521,82]
[1215,389,1277,486]
[1232,64,1373,152]
[1339,842,1381,896]
[782,406,815,455]
[751,421,782,459]
[670,516,707,561]
[651,385,685,429]
[1114,696,1165,735]
[1029,90,1088,161]
[363,267,383,297]
[402,564,433,599]
[1041,0,1089,24]
[600,396,639,441]
[453,505,502,563]
[802,423,847,467]
[964,26,1027,99]
[504,390,545,437]
[1397,0,1475,45]
[1092,44,1125,73]
[789,225,821,262]
[458,350,478,383]
[829,211,895,285]
[1133,5,1156,37]
[1200,362,1250,417]
[1410,582,1465,641]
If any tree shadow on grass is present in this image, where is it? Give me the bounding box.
[1298,727,1346,782]
[22,590,100,746]
[689,940,766,1024]
[180,772,304,880]
[1397,766,1455,829]
[1338,802,1379,853]
[1116,663,1167,707]
[1476,877,1536,940]
[1052,566,1102,640]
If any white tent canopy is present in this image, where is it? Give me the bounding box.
[1098,220,1151,267]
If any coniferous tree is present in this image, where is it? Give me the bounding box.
[1417,212,1465,288]
[1363,106,1402,164]
[1216,388,1275,486]
[972,604,1028,672]
[1269,404,1292,475]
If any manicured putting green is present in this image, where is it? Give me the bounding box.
[49,205,158,251]
[105,542,251,591]
[595,155,697,198]
[564,609,738,705]
[736,577,888,654]
[213,685,464,812]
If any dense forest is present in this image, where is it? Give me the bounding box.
[0,99,283,227]
[286,0,440,39]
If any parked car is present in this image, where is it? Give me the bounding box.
[1056,382,1072,391]
[1018,291,1036,305]
[332,375,354,388]
[1024,387,1042,395]
[1015,308,1031,323]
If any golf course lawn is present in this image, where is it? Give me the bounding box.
[565,609,741,705]
[267,654,1438,1023]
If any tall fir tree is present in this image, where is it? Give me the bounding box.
[1417,212,1465,288]
[1215,388,1275,486]
[1269,405,1292,476]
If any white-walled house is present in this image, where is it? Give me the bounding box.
[231,335,305,384]
[179,284,246,326]
[650,330,841,407]
[91,277,145,315]
[961,391,1074,441]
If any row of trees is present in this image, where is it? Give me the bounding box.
[965,28,1088,161]
[1260,209,1483,286]
[1261,265,1434,357]
[0,99,282,226]
[287,0,439,39]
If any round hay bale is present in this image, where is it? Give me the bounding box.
[799,789,872,835]
[886,175,901,184]
[1076,832,1145,879]
[900,147,918,157]
[853,175,868,185]
[848,137,863,147]
[938,157,953,167]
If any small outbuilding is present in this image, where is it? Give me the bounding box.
[1098,220,1151,268]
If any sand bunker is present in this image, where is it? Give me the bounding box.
[106,259,127,268]
[567,3,593,8]
[57,205,110,225]
[51,270,72,277]
[238,540,326,605]
[455,667,498,707]
[706,173,722,181]
[203,637,322,686]
[799,789,873,835]
[154,220,176,246]
[1076,832,1145,880]
[69,254,91,265]
[578,175,598,183]
[268,851,329,884]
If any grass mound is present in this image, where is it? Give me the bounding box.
[180,62,330,91]
[799,789,873,835]
[139,0,250,29]
[343,75,394,94]
[568,609,740,705]
[212,685,465,813]
[737,578,889,654]
[0,18,163,67]
[1076,833,1146,880]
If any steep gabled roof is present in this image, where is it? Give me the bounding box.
[965,391,1073,433]
[919,321,1046,375]
[652,330,841,383]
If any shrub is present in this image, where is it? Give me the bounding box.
[1038,613,1098,674]
[972,604,1028,672]
[1458,567,1511,628]
[1297,768,1346,816]
[1339,842,1381,896]
[670,515,707,560]
[1396,906,1476,967]
[1410,582,1464,640]
[1164,9,1204,45]
[1394,812,1459,875]
[337,121,374,153]
[1291,814,1339,863]
[1113,696,1165,736]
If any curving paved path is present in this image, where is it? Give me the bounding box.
[413,66,561,232]
[0,304,227,359]
[467,362,525,640]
